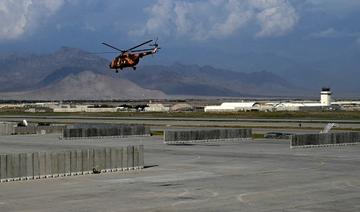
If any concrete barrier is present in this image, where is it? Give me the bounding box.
[0,122,16,135]
[62,124,150,139]
[15,126,64,135]
[164,128,252,144]
[291,132,360,148]
[0,145,144,182]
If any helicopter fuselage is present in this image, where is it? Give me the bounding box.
[109,48,157,71]
[102,39,159,71]
[109,53,140,70]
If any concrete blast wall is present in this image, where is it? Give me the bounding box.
[164,128,252,144]
[0,145,144,182]
[15,126,65,135]
[291,132,360,148]
[62,124,150,139]
[0,122,15,135]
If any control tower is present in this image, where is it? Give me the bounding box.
[320,87,332,106]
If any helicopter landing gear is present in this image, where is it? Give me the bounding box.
[133,67,137,71]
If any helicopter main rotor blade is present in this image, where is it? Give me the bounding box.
[130,48,156,53]
[125,40,153,52]
[102,42,124,52]
[89,51,119,54]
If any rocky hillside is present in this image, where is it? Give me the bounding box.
[120,64,300,97]
[0,71,166,100]
[0,47,301,100]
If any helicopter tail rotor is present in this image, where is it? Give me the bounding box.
[150,37,159,48]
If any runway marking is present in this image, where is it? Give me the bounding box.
[178,188,190,197]
[207,189,219,197]
[237,193,251,204]
[171,198,203,207]
[186,156,201,162]
[171,188,219,207]
[105,171,219,184]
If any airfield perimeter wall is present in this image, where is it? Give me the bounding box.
[62,124,150,139]
[291,132,360,148]
[0,122,16,135]
[15,126,65,135]
[0,145,144,182]
[164,128,252,144]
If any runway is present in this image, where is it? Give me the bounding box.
[1,115,360,132]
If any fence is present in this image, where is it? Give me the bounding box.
[15,126,65,135]
[0,145,144,182]
[62,124,150,139]
[0,122,15,135]
[291,132,360,148]
[164,128,252,144]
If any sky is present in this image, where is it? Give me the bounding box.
[0,0,360,72]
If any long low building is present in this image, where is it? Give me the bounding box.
[53,107,121,113]
[204,102,260,112]
[144,103,170,112]
[273,102,325,111]
[204,101,331,112]
[204,88,360,112]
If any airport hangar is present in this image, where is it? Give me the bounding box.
[205,88,360,112]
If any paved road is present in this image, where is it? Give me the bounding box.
[0,134,359,211]
[1,115,360,130]
[2,115,360,123]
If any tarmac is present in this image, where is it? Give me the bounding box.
[1,115,360,130]
[0,134,360,211]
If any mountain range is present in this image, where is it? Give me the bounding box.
[0,47,306,100]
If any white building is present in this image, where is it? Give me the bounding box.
[204,102,260,112]
[52,104,122,112]
[320,87,332,106]
[53,105,89,112]
[204,87,357,112]
[145,104,170,112]
[273,102,324,111]
[170,103,193,112]
[331,101,360,111]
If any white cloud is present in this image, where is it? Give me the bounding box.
[135,0,298,40]
[308,28,338,38]
[0,0,65,40]
[145,0,174,36]
[252,0,299,37]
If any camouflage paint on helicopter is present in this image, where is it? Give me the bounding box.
[102,39,160,72]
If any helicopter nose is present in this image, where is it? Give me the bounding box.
[109,61,114,68]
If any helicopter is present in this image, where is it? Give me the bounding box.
[102,39,160,72]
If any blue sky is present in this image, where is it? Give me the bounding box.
[0,0,360,71]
